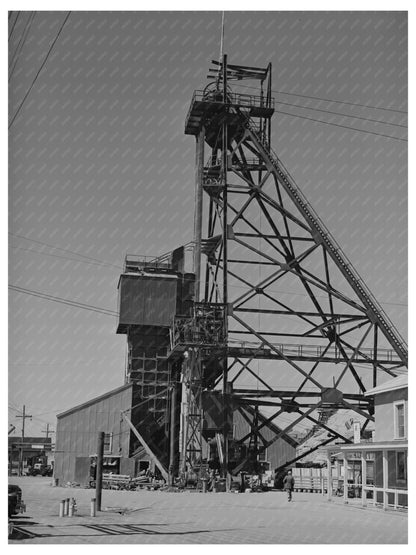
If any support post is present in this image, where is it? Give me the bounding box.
[373,324,378,388]
[326,452,332,501]
[90,498,96,517]
[343,452,348,504]
[382,449,388,510]
[59,500,65,517]
[221,53,229,483]
[169,382,178,485]
[96,431,105,511]
[361,451,367,507]
[16,404,32,476]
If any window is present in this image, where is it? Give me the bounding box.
[396,451,407,482]
[104,433,113,454]
[394,401,406,439]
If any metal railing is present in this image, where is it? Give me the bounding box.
[124,242,195,273]
[227,339,400,361]
[186,89,275,127]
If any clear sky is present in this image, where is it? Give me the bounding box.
[8,10,407,439]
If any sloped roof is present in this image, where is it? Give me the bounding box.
[364,374,408,396]
[57,383,133,419]
[295,409,374,465]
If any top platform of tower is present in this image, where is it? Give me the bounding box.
[185,60,275,136]
[185,90,275,135]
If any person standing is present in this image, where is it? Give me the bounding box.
[283,469,295,502]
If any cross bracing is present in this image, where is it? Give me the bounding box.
[182,56,407,476]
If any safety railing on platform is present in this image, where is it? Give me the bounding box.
[124,242,195,273]
[227,339,400,362]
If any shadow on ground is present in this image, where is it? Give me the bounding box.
[9,521,247,540]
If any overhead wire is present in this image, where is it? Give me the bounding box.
[274,108,407,142]
[9,232,121,269]
[10,245,122,270]
[233,82,407,114]
[273,99,406,128]
[9,11,36,82]
[8,11,20,41]
[9,11,71,129]
[9,284,118,317]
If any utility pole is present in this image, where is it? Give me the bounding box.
[96,432,105,511]
[42,423,55,439]
[16,405,32,476]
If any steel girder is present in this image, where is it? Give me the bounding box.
[184,56,407,475]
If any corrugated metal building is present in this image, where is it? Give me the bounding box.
[54,383,160,485]
[202,392,298,472]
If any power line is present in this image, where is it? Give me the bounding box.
[233,82,407,114]
[9,284,118,317]
[9,11,36,82]
[10,245,122,270]
[9,11,71,130]
[274,99,406,129]
[275,108,407,142]
[9,232,121,269]
[9,12,35,72]
[8,11,20,41]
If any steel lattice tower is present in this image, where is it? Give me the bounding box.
[175,56,407,478]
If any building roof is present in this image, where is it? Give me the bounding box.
[56,383,133,419]
[321,440,408,452]
[8,436,52,447]
[364,374,408,397]
[294,409,375,464]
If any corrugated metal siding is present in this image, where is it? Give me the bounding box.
[55,386,133,484]
[118,275,177,328]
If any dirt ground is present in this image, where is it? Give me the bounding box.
[8,476,408,544]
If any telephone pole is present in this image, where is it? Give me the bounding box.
[42,423,54,439]
[16,405,32,476]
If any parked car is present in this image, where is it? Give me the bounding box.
[8,484,25,518]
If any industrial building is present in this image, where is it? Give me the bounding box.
[54,55,407,490]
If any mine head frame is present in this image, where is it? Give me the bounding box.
[180,55,407,478]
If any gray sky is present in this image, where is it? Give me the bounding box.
[8,11,407,437]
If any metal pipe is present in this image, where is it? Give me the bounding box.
[193,126,205,301]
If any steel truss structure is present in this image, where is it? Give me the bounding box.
[181,56,407,477]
